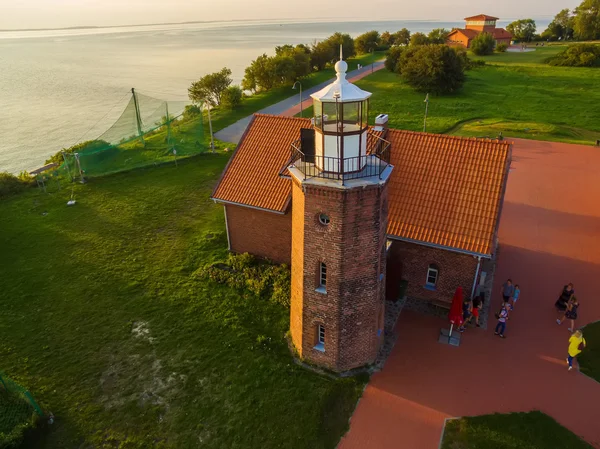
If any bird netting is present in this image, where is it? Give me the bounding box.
[54,89,206,181]
[0,371,43,442]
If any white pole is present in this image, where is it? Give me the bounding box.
[449,323,454,338]
[423,93,429,132]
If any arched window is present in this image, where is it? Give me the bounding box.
[426,264,439,287]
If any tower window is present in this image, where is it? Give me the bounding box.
[319,262,327,288]
[426,264,439,287]
[318,213,330,225]
[318,325,325,345]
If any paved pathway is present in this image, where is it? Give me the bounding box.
[339,138,600,449]
[214,61,385,144]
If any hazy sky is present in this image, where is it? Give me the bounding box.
[2,0,579,30]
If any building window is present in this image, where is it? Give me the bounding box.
[319,262,327,288]
[314,324,325,351]
[426,264,439,287]
[318,213,330,225]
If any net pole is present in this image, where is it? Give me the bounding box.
[206,102,215,153]
[62,151,73,182]
[131,88,145,145]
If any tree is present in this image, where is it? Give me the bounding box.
[428,28,450,44]
[276,44,312,78]
[392,28,411,46]
[380,31,392,47]
[573,0,600,40]
[395,44,466,94]
[221,85,243,109]
[507,19,537,42]
[355,30,380,54]
[242,54,276,92]
[188,67,232,106]
[542,9,575,41]
[385,46,404,72]
[410,32,429,46]
[310,40,335,70]
[325,32,355,60]
[470,32,495,55]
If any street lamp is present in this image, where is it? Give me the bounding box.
[293,81,303,117]
[423,93,429,133]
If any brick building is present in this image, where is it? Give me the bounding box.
[447,14,512,48]
[212,55,512,372]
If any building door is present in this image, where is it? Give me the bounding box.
[386,243,404,302]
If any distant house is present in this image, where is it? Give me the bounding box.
[447,14,512,48]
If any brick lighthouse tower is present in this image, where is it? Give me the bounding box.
[288,48,393,372]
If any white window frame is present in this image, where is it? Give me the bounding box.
[319,262,327,288]
[426,265,438,287]
[318,213,330,225]
[318,325,325,345]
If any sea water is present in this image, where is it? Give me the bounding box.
[0,18,549,173]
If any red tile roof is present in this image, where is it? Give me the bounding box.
[447,29,479,40]
[385,130,511,256]
[212,115,511,256]
[211,114,310,212]
[491,28,512,39]
[447,28,512,42]
[464,14,499,21]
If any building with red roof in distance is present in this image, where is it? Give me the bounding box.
[447,14,512,48]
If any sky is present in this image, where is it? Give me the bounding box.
[1,0,580,30]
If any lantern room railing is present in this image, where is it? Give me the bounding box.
[289,133,391,181]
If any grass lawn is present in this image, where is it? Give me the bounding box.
[0,154,365,448]
[579,321,600,382]
[442,411,593,449]
[344,47,600,145]
[210,52,384,132]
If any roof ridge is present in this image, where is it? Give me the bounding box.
[387,128,511,146]
[254,113,311,121]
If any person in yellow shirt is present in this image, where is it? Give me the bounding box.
[567,330,586,371]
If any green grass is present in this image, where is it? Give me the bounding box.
[0,154,365,448]
[579,321,600,382]
[442,411,593,449]
[301,47,600,145]
[475,45,565,65]
[210,52,385,132]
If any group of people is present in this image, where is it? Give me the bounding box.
[456,279,587,372]
[555,283,587,371]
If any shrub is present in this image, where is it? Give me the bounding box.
[396,44,466,94]
[182,104,201,121]
[221,85,243,110]
[196,253,291,308]
[470,32,496,56]
[45,139,111,165]
[0,172,34,199]
[547,43,600,67]
[409,32,429,46]
[496,43,508,52]
[385,46,404,72]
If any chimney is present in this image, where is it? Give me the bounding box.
[374,114,389,132]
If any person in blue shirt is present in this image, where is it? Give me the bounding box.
[501,279,514,305]
[511,284,520,309]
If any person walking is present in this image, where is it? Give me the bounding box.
[501,279,514,305]
[557,296,580,331]
[567,330,586,371]
[555,283,574,315]
[494,303,510,338]
[459,297,472,332]
[512,284,521,307]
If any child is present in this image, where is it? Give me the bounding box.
[472,294,483,327]
[458,298,472,332]
[512,284,520,307]
[494,303,510,338]
[567,329,586,371]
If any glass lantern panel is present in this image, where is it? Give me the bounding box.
[313,100,323,129]
[322,102,340,133]
[342,102,360,132]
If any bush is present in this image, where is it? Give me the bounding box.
[0,172,33,199]
[221,85,243,110]
[547,43,600,67]
[410,32,429,46]
[470,32,496,56]
[182,104,201,121]
[45,139,111,165]
[355,30,380,54]
[496,43,508,52]
[396,44,466,94]
[196,253,291,307]
[385,46,404,72]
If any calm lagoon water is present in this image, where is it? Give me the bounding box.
[0,18,549,173]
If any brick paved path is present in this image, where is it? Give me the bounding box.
[339,138,600,449]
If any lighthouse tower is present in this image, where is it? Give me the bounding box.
[288,48,393,372]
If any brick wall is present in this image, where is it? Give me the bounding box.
[225,205,291,264]
[291,179,389,372]
[387,240,479,304]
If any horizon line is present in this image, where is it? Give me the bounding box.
[0,15,553,33]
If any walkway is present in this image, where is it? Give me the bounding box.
[339,138,600,449]
[214,61,384,144]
